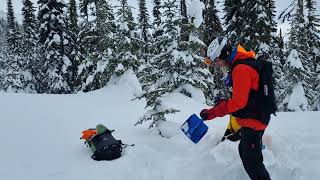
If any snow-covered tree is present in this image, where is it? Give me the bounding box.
[180,0,189,42]
[138,0,151,55]
[225,0,278,53]
[305,0,320,109]
[223,0,244,44]
[38,0,73,93]
[272,31,285,103]
[109,0,139,77]
[0,18,7,85]
[136,0,213,132]
[305,0,320,59]
[6,0,18,52]
[77,0,97,90]
[200,0,223,46]
[276,29,286,68]
[3,0,24,92]
[280,0,317,110]
[279,50,309,111]
[138,0,150,42]
[198,0,226,104]
[21,0,39,93]
[67,0,82,91]
[78,0,116,92]
[95,0,116,52]
[152,0,163,38]
[261,0,285,105]
[150,0,165,56]
[68,0,79,35]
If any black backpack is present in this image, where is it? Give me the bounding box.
[90,130,124,161]
[231,57,277,124]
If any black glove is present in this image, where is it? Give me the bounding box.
[221,129,241,142]
[200,109,209,120]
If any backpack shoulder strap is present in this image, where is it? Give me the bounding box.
[231,58,260,73]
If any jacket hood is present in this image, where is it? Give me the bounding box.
[227,44,256,65]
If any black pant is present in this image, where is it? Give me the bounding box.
[239,127,271,180]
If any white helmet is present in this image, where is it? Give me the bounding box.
[207,37,228,61]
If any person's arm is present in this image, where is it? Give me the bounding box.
[200,65,252,120]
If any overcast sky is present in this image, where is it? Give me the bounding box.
[0,0,319,37]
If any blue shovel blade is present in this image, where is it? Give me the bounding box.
[181,114,208,143]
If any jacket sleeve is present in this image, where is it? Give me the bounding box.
[227,65,252,113]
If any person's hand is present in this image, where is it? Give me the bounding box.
[200,109,209,120]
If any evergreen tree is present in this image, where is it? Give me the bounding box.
[110,0,139,77]
[278,49,309,111]
[138,0,151,55]
[272,30,285,103]
[224,0,278,53]
[287,0,308,53]
[95,0,116,52]
[305,0,320,109]
[201,0,223,46]
[150,0,164,55]
[0,17,7,83]
[305,0,320,56]
[200,0,226,105]
[3,0,24,92]
[67,0,82,91]
[6,0,18,51]
[68,0,79,35]
[152,0,163,38]
[79,0,90,19]
[77,0,97,90]
[78,0,116,92]
[136,0,213,132]
[38,0,73,93]
[224,0,244,44]
[180,0,189,42]
[224,0,284,108]
[277,29,286,67]
[262,0,284,106]
[21,0,39,92]
[280,0,316,110]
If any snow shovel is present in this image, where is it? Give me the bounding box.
[181,114,208,144]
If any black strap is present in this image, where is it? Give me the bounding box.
[117,140,135,149]
[231,58,260,74]
[121,143,135,149]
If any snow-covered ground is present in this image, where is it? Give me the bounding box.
[0,71,319,180]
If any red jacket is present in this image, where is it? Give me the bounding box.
[226,45,267,130]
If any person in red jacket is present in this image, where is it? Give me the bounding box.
[201,37,271,180]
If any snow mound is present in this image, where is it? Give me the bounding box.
[287,49,305,70]
[287,82,308,111]
[108,69,142,97]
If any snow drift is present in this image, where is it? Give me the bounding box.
[0,72,319,180]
